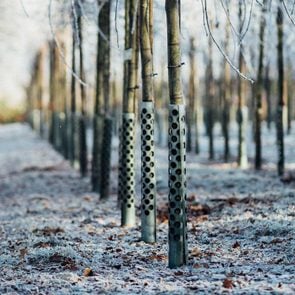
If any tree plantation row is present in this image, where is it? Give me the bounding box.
[25,0,294,269]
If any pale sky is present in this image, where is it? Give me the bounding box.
[1,0,291,108]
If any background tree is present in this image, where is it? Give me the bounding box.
[78,9,88,177]
[277,1,284,176]
[69,21,78,167]
[221,19,231,162]
[99,0,113,199]
[237,0,248,169]
[254,0,267,170]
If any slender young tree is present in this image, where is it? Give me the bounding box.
[29,56,38,131]
[69,22,78,167]
[78,10,88,177]
[264,62,272,130]
[59,41,68,158]
[92,0,105,193]
[222,19,231,162]
[187,37,198,154]
[26,71,34,129]
[277,1,284,176]
[237,0,248,169]
[49,40,59,149]
[140,0,156,243]
[255,0,267,170]
[119,0,139,226]
[35,48,45,137]
[99,0,113,199]
[165,0,188,268]
[206,24,215,160]
[286,60,292,135]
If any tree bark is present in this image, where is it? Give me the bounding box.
[78,12,88,177]
[254,0,267,170]
[237,0,248,169]
[222,19,231,162]
[264,63,272,130]
[277,2,285,176]
[70,24,77,166]
[99,0,113,200]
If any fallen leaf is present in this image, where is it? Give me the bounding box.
[19,248,28,259]
[190,247,202,257]
[83,268,93,277]
[223,278,234,289]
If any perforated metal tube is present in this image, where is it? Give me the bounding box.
[140,102,156,243]
[120,113,136,226]
[168,104,188,268]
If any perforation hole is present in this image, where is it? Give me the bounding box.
[175,195,182,202]
[174,221,181,228]
[174,234,180,241]
[172,122,177,129]
[172,109,178,116]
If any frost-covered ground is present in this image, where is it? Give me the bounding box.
[0,123,294,294]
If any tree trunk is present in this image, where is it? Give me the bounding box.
[78,13,88,177]
[237,0,248,169]
[59,41,68,159]
[254,0,267,170]
[69,24,78,167]
[99,0,113,200]
[35,48,45,137]
[207,24,215,160]
[277,2,285,176]
[49,40,59,149]
[222,19,231,162]
[187,37,197,154]
[92,1,105,193]
[165,0,188,268]
[287,61,292,134]
[264,63,272,130]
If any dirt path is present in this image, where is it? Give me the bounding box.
[0,123,294,294]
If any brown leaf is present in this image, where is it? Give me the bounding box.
[19,248,28,260]
[83,195,93,202]
[228,197,238,206]
[148,254,168,261]
[232,241,240,249]
[83,268,93,277]
[190,203,211,217]
[190,247,202,257]
[32,226,64,236]
[49,253,78,271]
[223,278,234,289]
[33,241,53,248]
